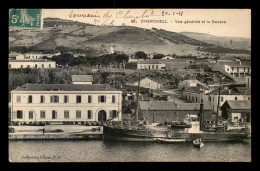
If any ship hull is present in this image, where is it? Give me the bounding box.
[103,125,249,142]
[103,125,155,142]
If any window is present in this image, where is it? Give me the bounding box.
[235,97,237,100]
[35,64,37,68]
[221,96,224,102]
[110,110,117,118]
[98,95,106,103]
[50,95,59,103]
[16,95,21,103]
[21,65,23,68]
[27,65,30,68]
[227,68,229,71]
[29,111,33,119]
[140,65,142,69]
[9,64,11,68]
[49,64,51,68]
[209,96,211,101]
[40,95,45,103]
[17,110,23,119]
[88,95,92,103]
[76,95,81,103]
[52,110,57,119]
[248,97,251,100]
[64,110,69,118]
[64,95,69,103]
[152,65,154,69]
[213,97,214,101]
[156,65,158,69]
[88,110,92,119]
[232,67,234,71]
[192,97,194,102]
[40,111,45,119]
[76,110,81,118]
[28,95,32,103]
[112,95,116,103]
[195,97,197,102]
[42,64,44,68]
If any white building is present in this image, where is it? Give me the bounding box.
[126,77,164,90]
[72,75,93,85]
[9,59,56,69]
[214,61,251,78]
[206,87,251,113]
[137,60,166,70]
[10,84,122,124]
[161,56,174,60]
[178,80,207,90]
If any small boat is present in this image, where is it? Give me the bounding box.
[171,121,192,129]
[155,138,185,143]
[193,138,204,148]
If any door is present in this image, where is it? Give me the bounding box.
[98,110,107,121]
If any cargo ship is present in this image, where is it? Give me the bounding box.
[103,74,250,142]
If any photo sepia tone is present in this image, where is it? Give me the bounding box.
[8,9,251,162]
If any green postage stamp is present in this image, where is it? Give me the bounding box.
[9,9,42,29]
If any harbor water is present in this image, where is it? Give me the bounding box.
[9,139,251,162]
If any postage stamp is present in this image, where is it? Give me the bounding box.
[9,9,42,29]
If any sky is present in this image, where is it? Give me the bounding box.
[43,9,251,38]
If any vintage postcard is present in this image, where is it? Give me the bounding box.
[8,9,251,162]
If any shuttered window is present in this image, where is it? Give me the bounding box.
[16,95,21,103]
[17,110,23,119]
[88,110,92,119]
[40,111,45,119]
[64,110,69,118]
[88,95,92,103]
[76,110,81,118]
[29,111,33,119]
[40,95,45,103]
[112,95,116,103]
[50,96,59,103]
[110,110,117,118]
[64,95,69,103]
[76,96,81,103]
[28,95,32,103]
[98,95,106,103]
[52,110,57,119]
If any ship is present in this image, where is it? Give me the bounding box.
[103,74,250,142]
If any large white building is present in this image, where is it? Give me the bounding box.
[9,59,56,69]
[137,60,166,70]
[10,84,122,125]
[214,61,251,78]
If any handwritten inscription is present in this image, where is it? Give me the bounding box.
[68,9,184,26]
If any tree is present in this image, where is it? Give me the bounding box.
[153,54,165,59]
[135,51,147,59]
[115,54,129,69]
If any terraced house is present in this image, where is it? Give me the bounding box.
[10,84,122,125]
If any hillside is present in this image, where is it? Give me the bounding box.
[180,32,251,50]
[9,18,250,56]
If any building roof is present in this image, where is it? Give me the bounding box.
[72,75,93,82]
[139,101,178,111]
[138,59,162,64]
[11,84,122,92]
[9,52,22,58]
[126,76,165,85]
[176,102,212,110]
[224,100,251,110]
[218,61,251,67]
[234,87,251,95]
[9,59,54,62]
[183,86,202,94]
[210,88,240,95]
[139,101,212,111]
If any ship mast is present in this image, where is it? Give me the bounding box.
[135,72,141,122]
[215,77,222,132]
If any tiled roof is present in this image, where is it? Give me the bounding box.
[210,88,240,95]
[139,101,178,111]
[139,101,212,111]
[176,102,212,110]
[11,84,122,92]
[183,86,201,94]
[225,100,251,110]
[9,59,54,62]
[138,60,162,64]
[72,75,93,82]
[234,87,251,95]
